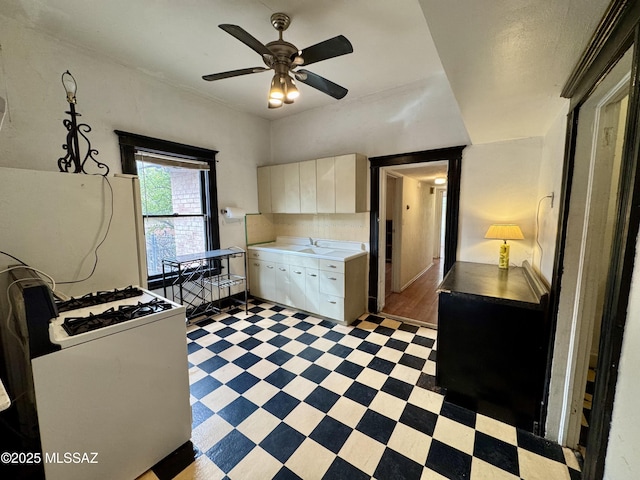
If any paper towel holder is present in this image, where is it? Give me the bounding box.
[221,207,246,219]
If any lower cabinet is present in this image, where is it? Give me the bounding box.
[304,267,320,313]
[288,265,306,310]
[275,263,290,306]
[248,259,276,301]
[436,261,549,433]
[248,248,367,324]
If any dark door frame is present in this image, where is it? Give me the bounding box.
[550,1,640,478]
[367,146,466,313]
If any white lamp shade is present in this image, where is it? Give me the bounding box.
[485,224,524,240]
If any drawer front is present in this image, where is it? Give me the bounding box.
[318,294,344,321]
[318,259,345,273]
[248,249,282,263]
[320,271,345,297]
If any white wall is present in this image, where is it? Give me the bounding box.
[269,73,471,164]
[399,177,434,288]
[535,104,568,282]
[268,213,370,244]
[458,137,542,266]
[0,13,270,253]
[604,231,640,480]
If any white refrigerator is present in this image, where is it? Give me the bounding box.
[0,166,147,297]
[0,167,192,479]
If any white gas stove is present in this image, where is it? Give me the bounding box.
[50,286,183,348]
[30,286,192,480]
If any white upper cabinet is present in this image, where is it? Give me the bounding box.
[271,163,300,213]
[257,166,272,213]
[317,154,368,214]
[284,163,300,213]
[270,164,285,212]
[257,154,367,214]
[335,154,367,213]
[316,156,335,214]
[299,159,317,214]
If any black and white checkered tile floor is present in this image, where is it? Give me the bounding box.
[140,301,582,480]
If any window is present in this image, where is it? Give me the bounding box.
[116,131,219,287]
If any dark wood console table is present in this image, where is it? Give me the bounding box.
[436,261,549,433]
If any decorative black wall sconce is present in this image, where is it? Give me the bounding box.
[57,70,109,176]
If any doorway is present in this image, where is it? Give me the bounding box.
[380,162,448,326]
[367,146,465,317]
[548,44,635,477]
[577,83,629,459]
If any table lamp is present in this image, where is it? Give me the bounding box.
[485,224,524,269]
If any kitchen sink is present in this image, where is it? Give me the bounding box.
[296,247,334,255]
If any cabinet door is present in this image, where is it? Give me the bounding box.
[249,260,276,300]
[305,267,320,313]
[316,157,335,213]
[299,160,317,214]
[335,154,367,213]
[289,265,306,310]
[270,165,286,213]
[249,259,263,298]
[275,263,290,305]
[271,163,300,213]
[257,166,272,213]
[284,163,301,213]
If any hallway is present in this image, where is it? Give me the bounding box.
[382,258,444,326]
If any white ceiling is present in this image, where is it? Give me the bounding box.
[419,0,611,143]
[0,0,611,144]
[388,161,448,184]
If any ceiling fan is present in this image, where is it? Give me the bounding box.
[202,12,353,109]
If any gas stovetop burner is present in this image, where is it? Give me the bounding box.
[62,298,173,336]
[56,286,143,313]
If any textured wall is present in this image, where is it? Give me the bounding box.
[0,13,270,254]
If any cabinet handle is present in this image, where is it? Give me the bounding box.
[294,271,302,274]
[308,273,317,277]
[328,264,337,268]
[328,300,337,304]
[279,267,286,271]
[253,263,260,266]
[328,277,337,281]
[266,265,274,269]
[255,253,260,257]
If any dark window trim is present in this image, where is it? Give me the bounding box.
[367,145,466,313]
[116,131,220,289]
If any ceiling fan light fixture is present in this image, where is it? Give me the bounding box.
[206,13,353,109]
[269,74,285,100]
[268,97,283,108]
[285,75,299,100]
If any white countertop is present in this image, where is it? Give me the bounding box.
[249,237,368,261]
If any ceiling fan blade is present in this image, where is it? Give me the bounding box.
[219,24,273,58]
[297,35,353,66]
[295,69,348,99]
[202,67,269,81]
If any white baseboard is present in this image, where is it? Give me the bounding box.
[400,262,434,291]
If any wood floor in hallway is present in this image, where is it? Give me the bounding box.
[382,258,444,326]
